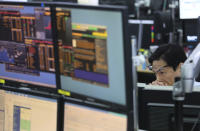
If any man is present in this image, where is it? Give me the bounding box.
[148,44,187,86]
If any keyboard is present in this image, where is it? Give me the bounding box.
[137,83,200,92]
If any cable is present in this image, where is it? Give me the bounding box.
[190,112,200,131]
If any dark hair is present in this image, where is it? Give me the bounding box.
[148,44,187,71]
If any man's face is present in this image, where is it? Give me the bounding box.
[152,59,179,86]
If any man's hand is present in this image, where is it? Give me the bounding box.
[150,80,168,86]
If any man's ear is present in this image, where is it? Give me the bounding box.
[179,63,184,69]
[176,63,183,74]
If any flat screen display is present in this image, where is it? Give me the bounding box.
[183,20,199,43]
[57,7,128,105]
[180,0,200,19]
[0,5,56,88]
[64,102,127,131]
[0,89,57,131]
[128,19,155,49]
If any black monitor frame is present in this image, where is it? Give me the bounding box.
[47,2,133,111]
[147,103,200,131]
[138,87,200,130]
[0,85,62,131]
[182,19,199,45]
[62,95,132,131]
[0,1,58,92]
[50,2,133,130]
[51,1,133,110]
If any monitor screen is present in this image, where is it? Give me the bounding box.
[64,102,127,131]
[57,6,128,105]
[179,0,200,19]
[0,89,57,131]
[0,4,56,88]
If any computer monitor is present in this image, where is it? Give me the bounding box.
[128,19,155,49]
[0,89,57,131]
[179,0,200,19]
[0,3,56,89]
[147,103,200,131]
[55,4,133,106]
[183,20,199,44]
[64,100,128,131]
[138,87,200,131]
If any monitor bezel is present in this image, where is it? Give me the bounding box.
[62,96,130,131]
[0,1,58,92]
[0,85,61,131]
[51,2,133,109]
[51,2,134,130]
[182,19,199,45]
[0,85,60,100]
